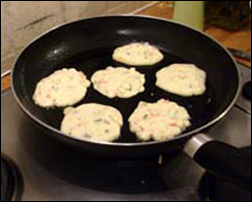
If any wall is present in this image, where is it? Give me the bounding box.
[1,1,154,72]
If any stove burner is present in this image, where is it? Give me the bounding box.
[1,155,23,201]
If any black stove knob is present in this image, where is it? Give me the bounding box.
[243,82,251,101]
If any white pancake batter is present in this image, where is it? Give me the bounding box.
[33,68,90,108]
[91,67,145,98]
[113,43,164,66]
[129,99,191,141]
[61,104,123,142]
[156,64,207,97]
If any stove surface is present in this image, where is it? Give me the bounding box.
[1,64,251,201]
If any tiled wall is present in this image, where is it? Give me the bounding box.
[1,1,154,72]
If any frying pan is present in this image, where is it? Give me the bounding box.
[11,16,250,190]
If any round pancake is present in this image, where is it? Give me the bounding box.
[33,68,90,108]
[129,99,191,141]
[112,42,164,66]
[156,64,207,97]
[61,104,123,142]
[91,67,145,98]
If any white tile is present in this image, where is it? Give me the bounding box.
[63,1,88,21]
[8,1,62,30]
[1,55,16,72]
[128,1,139,13]
[108,1,128,9]
[1,2,13,58]
[12,14,62,49]
[106,3,131,15]
[63,1,108,21]
[8,1,63,49]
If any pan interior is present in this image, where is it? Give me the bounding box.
[18,47,216,143]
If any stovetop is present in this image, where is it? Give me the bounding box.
[1,64,251,201]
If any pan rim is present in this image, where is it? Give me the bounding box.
[11,14,241,147]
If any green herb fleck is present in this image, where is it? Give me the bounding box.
[83,133,91,139]
[143,114,148,120]
[126,84,133,91]
[95,119,102,123]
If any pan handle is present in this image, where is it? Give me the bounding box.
[184,134,251,191]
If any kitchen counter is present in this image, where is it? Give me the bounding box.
[1,2,251,91]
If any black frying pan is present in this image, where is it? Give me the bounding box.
[11,16,250,190]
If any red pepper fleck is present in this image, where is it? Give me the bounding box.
[150,112,156,118]
[179,75,187,79]
[169,123,177,127]
[79,73,85,78]
[148,51,155,56]
[139,126,145,132]
[98,79,107,84]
